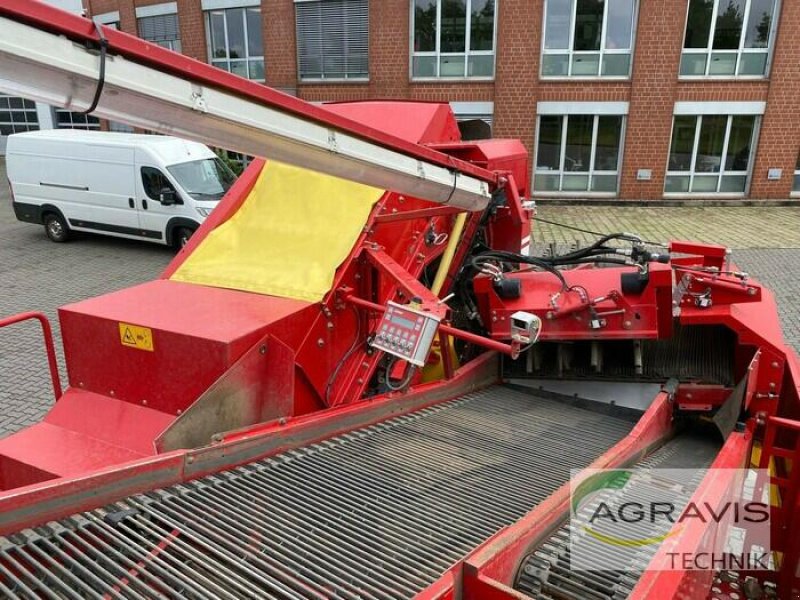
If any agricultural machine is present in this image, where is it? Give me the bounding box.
[0,1,799,598]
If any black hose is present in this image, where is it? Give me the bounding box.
[384,357,416,391]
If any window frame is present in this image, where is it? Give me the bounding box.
[540,0,639,80]
[295,0,370,83]
[664,113,761,196]
[93,11,120,28]
[204,6,265,82]
[0,96,39,137]
[409,0,499,81]
[679,0,781,79]
[791,153,800,197]
[54,108,101,131]
[137,12,182,53]
[532,113,628,196]
[141,166,182,204]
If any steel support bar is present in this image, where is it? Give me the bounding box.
[0,3,494,210]
[345,295,518,356]
[362,248,445,315]
[373,206,463,224]
[0,311,62,400]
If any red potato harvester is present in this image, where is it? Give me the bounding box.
[0,2,798,598]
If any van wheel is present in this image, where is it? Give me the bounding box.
[43,213,70,243]
[175,227,195,248]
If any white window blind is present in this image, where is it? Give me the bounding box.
[296,0,369,80]
[138,13,182,52]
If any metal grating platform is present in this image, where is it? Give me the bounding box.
[515,434,721,600]
[0,386,634,599]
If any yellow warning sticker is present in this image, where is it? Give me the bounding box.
[118,322,154,352]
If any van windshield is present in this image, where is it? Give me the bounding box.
[167,158,237,201]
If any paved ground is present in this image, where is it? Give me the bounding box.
[0,157,798,438]
[532,205,800,249]
[0,159,173,436]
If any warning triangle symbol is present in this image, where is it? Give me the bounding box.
[123,328,136,345]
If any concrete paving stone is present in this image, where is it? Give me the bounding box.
[532,205,800,250]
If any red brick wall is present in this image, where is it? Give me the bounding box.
[85,0,800,201]
[367,0,412,99]
[176,0,206,62]
[492,0,540,150]
[618,0,685,199]
[265,0,298,92]
[300,0,494,105]
[750,0,800,198]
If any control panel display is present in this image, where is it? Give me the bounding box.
[371,301,441,367]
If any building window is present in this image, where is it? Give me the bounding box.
[296,0,368,81]
[411,0,497,79]
[0,96,39,136]
[93,10,120,29]
[451,101,494,140]
[138,13,182,52]
[534,114,624,193]
[665,114,758,193]
[55,109,101,130]
[542,0,637,78]
[680,0,778,77]
[206,7,265,81]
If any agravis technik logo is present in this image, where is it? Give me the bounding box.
[569,468,772,572]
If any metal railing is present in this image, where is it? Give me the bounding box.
[0,311,62,400]
[759,415,800,593]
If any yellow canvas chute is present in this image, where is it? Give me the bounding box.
[171,161,383,302]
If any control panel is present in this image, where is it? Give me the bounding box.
[371,301,441,367]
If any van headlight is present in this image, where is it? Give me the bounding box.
[196,207,213,217]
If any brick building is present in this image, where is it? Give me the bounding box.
[19,0,800,200]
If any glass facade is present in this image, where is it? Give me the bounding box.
[542,0,637,77]
[0,96,39,137]
[412,0,497,78]
[665,114,758,193]
[206,7,265,81]
[534,114,624,193]
[681,0,777,77]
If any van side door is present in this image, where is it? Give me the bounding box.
[27,141,140,235]
[135,161,186,244]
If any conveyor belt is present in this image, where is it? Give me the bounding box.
[0,386,634,600]
[515,434,721,600]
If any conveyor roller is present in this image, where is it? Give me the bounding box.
[0,386,633,599]
[515,434,721,600]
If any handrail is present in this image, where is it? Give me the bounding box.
[0,311,63,400]
[760,415,800,593]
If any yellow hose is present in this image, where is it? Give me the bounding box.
[431,212,467,296]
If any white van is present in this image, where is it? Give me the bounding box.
[6,130,237,246]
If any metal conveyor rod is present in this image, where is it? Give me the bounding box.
[0,386,634,599]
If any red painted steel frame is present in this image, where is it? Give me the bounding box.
[345,295,519,356]
[628,430,753,600]
[455,389,676,599]
[0,0,498,187]
[0,353,498,534]
[3,8,800,596]
[0,311,62,400]
[759,409,800,595]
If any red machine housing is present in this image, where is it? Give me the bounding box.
[0,2,798,597]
